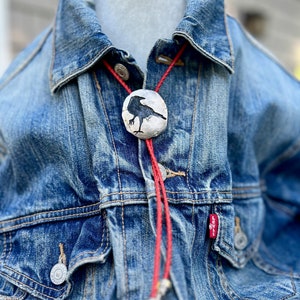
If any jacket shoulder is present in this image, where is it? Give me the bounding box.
[226,15,299,83]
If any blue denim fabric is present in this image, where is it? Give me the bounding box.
[0,0,300,299]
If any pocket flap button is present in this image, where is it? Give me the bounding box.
[234,217,248,250]
[50,243,68,285]
[50,263,68,285]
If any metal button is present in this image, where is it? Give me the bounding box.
[234,231,248,250]
[50,243,67,285]
[158,163,167,181]
[114,63,130,81]
[156,54,184,66]
[234,216,248,250]
[50,263,67,285]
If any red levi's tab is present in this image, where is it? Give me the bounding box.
[209,214,219,239]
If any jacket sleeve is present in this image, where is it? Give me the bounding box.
[228,17,300,212]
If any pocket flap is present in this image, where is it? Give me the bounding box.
[0,211,110,300]
[212,197,264,268]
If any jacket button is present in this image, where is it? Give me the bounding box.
[158,163,167,181]
[234,231,248,250]
[234,216,248,250]
[114,63,130,81]
[50,263,67,285]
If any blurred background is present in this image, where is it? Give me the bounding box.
[0,0,300,78]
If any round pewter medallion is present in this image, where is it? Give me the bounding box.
[122,89,168,139]
[50,263,67,285]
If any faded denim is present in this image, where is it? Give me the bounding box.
[0,0,300,299]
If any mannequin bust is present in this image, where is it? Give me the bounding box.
[95,0,186,72]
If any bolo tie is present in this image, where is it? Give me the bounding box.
[103,42,187,299]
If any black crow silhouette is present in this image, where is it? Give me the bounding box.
[127,95,166,134]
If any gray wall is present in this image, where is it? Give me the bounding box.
[226,0,300,75]
[9,0,58,57]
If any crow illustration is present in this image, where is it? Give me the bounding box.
[127,95,166,134]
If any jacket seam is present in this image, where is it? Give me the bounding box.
[0,204,102,233]
[68,212,110,270]
[224,14,235,72]
[0,271,66,300]
[227,15,300,83]
[0,189,258,233]
[173,31,234,73]
[186,62,202,191]
[3,266,64,293]
[93,72,124,196]
[261,138,300,176]
[216,254,243,300]
[50,46,114,93]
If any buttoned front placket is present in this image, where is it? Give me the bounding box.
[88,35,234,298]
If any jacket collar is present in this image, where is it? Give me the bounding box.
[50,0,234,92]
[174,0,234,73]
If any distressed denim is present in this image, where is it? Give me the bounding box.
[0,0,300,299]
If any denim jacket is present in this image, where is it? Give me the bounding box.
[0,0,299,299]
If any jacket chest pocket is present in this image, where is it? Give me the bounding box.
[211,197,297,300]
[0,210,111,300]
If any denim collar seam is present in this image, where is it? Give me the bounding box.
[173,31,234,73]
[49,0,235,92]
